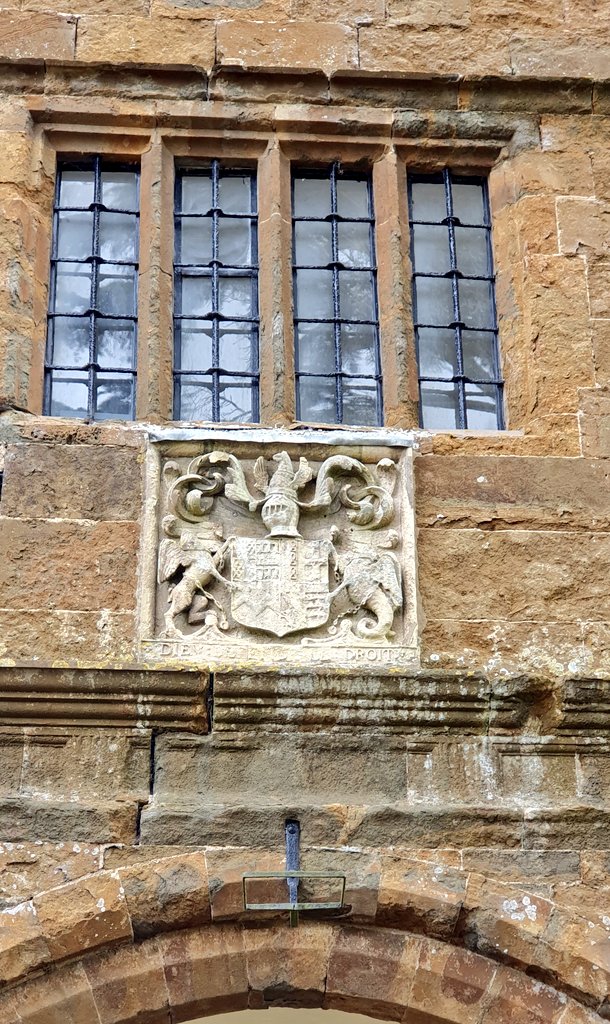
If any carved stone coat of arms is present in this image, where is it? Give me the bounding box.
[141,437,418,671]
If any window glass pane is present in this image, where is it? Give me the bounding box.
[179,378,214,420]
[174,165,259,422]
[293,177,330,218]
[48,317,89,367]
[292,165,380,427]
[56,211,93,259]
[339,271,374,321]
[459,278,494,328]
[410,182,446,223]
[99,212,138,262]
[96,319,136,369]
[54,263,91,313]
[342,382,379,426]
[179,320,213,371]
[455,226,489,276]
[98,265,136,316]
[219,377,254,422]
[58,171,94,209]
[411,224,450,274]
[417,327,457,379]
[409,170,502,431]
[296,323,335,374]
[181,277,212,317]
[463,330,496,381]
[295,269,334,319]
[46,161,140,421]
[181,175,211,214]
[465,383,499,429]
[337,179,369,218]
[420,381,459,429]
[341,324,377,375]
[220,323,257,372]
[49,370,88,417]
[298,376,337,422]
[218,218,252,265]
[338,222,371,268]
[414,276,454,325]
[94,373,133,419]
[219,277,253,317]
[452,182,485,225]
[219,175,253,213]
[179,219,213,265]
[294,221,332,266]
[101,171,138,211]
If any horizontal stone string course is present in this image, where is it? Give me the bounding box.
[0,849,608,1014]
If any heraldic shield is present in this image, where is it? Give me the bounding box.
[230,536,332,637]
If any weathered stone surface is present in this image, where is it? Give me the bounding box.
[1,443,142,521]
[0,842,101,909]
[33,872,132,960]
[0,610,137,659]
[358,25,512,75]
[84,941,170,1024]
[376,856,465,936]
[0,797,138,844]
[0,12,75,61]
[157,924,249,1019]
[117,853,211,937]
[216,20,358,73]
[9,961,100,1024]
[0,518,139,611]
[246,922,333,1006]
[0,899,50,983]
[18,730,150,803]
[150,733,408,805]
[325,926,421,1019]
[75,15,215,67]
[416,455,610,531]
[418,529,610,622]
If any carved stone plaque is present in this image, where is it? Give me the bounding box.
[139,433,419,672]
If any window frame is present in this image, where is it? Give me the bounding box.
[32,126,508,433]
[407,167,505,431]
[173,160,260,424]
[44,155,141,422]
[291,161,383,428]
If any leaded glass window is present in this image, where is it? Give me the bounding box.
[408,169,504,430]
[292,163,382,426]
[45,157,139,419]
[173,162,259,422]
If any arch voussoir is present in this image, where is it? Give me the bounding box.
[0,922,606,1024]
[0,850,609,1020]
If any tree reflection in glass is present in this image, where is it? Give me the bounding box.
[45,159,139,419]
[408,169,503,430]
[293,164,381,426]
[174,163,259,422]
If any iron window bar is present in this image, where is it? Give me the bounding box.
[408,168,504,430]
[292,162,383,426]
[173,161,259,423]
[44,156,140,420]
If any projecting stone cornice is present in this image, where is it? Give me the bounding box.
[0,665,608,736]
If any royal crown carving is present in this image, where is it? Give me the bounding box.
[140,437,419,671]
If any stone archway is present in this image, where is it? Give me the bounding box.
[0,852,608,1022]
[0,918,606,1024]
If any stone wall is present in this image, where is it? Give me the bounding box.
[0,0,610,1019]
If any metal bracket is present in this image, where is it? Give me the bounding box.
[242,819,346,927]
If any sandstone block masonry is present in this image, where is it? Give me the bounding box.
[0,0,609,1018]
